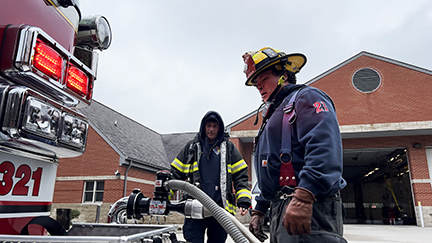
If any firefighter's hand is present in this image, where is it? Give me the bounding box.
[283,187,316,235]
[238,207,248,216]
[249,209,269,242]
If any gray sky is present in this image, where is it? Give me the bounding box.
[80,0,432,134]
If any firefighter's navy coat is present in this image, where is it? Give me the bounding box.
[254,84,347,213]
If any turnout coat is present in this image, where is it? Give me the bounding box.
[171,111,251,214]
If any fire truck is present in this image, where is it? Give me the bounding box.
[0,1,257,242]
[0,0,111,237]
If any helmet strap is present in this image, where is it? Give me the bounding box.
[253,70,287,125]
[252,74,285,125]
[253,102,266,125]
[266,75,285,103]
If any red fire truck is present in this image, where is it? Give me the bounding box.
[0,0,111,236]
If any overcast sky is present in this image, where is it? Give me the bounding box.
[80,0,432,134]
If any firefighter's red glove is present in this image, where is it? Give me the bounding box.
[283,187,316,235]
[249,209,269,242]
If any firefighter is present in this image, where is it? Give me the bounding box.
[242,47,347,242]
[171,111,251,243]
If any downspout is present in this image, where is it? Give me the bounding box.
[123,160,132,197]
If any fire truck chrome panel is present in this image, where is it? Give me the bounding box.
[0,86,88,158]
[4,26,95,108]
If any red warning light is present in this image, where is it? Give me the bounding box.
[33,39,63,81]
[66,64,88,97]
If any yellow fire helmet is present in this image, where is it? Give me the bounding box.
[242,47,307,86]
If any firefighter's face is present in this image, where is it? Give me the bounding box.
[205,121,219,143]
[255,70,280,102]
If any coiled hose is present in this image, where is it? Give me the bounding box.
[166,180,249,243]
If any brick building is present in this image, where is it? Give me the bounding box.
[53,51,432,227]
[227,51,432,226]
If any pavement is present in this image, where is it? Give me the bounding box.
[174,224,432,243]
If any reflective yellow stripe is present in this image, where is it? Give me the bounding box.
[171,158,187,172]
[224,200,236,214]
[231,159,247,174]
[191,162,198,172]
[171,158,198,173]
[236,189,252,200]
[169,190,175,200]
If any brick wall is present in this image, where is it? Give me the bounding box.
[310,55,432,125]
[53,181,85,203]
[231,114,262,132]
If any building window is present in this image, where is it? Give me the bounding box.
[352,68,381,93]
[83,181,104,203]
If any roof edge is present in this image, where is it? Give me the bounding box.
[122,158,167,173]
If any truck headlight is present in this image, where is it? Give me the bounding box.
[23,97,61,140]
[59,113,88,149]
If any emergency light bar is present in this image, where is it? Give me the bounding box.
[1,26,95,108]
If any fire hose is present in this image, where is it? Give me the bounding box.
[167,180,259,243]
[121,170,260,243]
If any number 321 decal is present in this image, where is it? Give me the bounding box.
[313,101,329,113]
[0,161,43,196]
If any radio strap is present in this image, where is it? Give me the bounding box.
[278,87,305,187]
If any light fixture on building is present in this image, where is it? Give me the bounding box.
[364,167,379,178]
[413,143,422,148]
